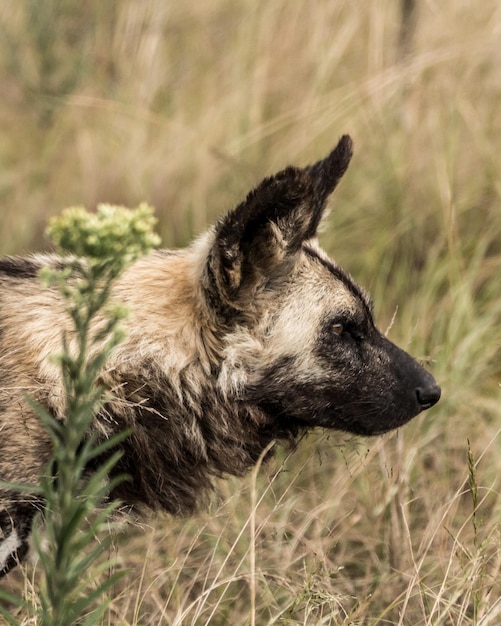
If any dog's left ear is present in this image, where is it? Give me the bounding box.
[206,135,353,310]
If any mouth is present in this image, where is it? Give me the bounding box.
[329,403,426,437]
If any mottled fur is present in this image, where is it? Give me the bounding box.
[0,136,440,575]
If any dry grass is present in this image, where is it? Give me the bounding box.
[1,1,500,624]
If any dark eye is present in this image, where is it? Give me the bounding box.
[330,319,367,341]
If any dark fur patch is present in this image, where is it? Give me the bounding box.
[93,367,294,516]
[0,499,41,576]
[0,257,41,280]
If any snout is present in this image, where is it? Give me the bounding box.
[416,383,441,411]
[377,335,442,426]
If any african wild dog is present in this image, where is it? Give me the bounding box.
[0,136,440,575]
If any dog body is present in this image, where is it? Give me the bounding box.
[0,136,440,574]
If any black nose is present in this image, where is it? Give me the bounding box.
[416,384,441,410]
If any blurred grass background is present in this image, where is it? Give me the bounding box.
[1,1,500,624]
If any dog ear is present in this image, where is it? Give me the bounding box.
[206,135,353,310]
[305,134,353,227]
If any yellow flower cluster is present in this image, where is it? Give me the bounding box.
[46,203,160,271]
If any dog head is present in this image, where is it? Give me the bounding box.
[203,136,440,436]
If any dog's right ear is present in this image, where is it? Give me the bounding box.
[205,135,353,312]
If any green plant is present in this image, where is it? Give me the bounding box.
[0,204,159,625]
